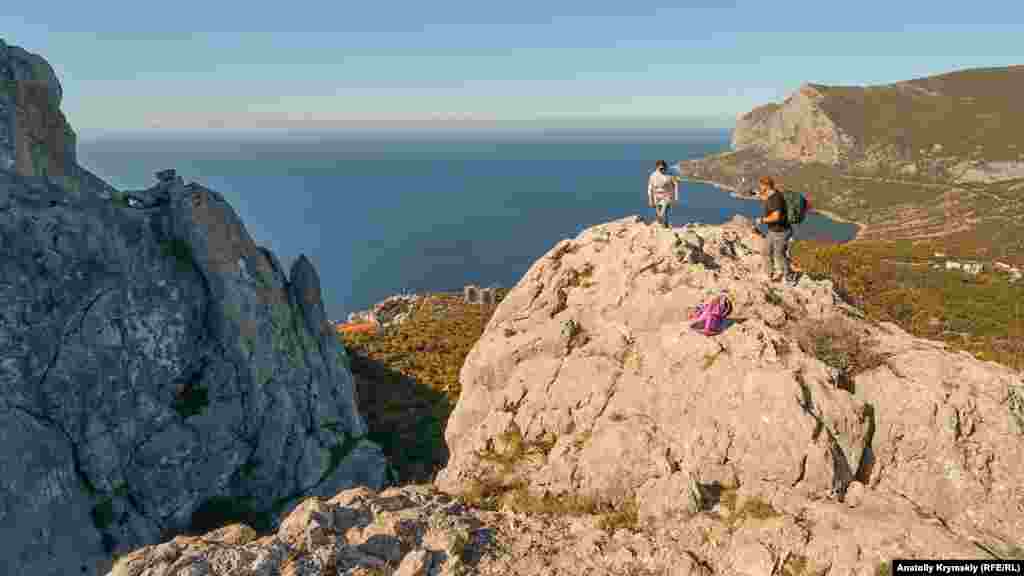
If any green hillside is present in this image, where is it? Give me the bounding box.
[814,65,1024,165]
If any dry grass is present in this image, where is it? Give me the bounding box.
[815,66,1024,164]
[461,428,640,534]
[715,487,782,529]
[781,554,813,576]
[793,317,887,390]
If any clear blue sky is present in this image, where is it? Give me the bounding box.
[4,1,1022,138]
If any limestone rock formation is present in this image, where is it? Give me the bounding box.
[0,40,385,576]
[436,216,1024,569]
[732,84,855,165]
[0,38,76,180]
[108,486,480,576]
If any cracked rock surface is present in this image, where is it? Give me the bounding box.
[0,41,385,576]
[109,485,483,576]
[435,215,1024,571]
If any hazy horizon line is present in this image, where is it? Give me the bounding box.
[78,116,735,142]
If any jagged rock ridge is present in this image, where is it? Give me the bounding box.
[0,40,386,576]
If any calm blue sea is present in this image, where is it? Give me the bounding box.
[77,130,856,320]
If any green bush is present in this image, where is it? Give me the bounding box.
[91,498,115,531]
[110,190,130,208]
[188,495,273,535]
[172,384,209,419]
[160,238,194,274]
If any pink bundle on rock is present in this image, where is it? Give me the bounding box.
[689,294,733,335]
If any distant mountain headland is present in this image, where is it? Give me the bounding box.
[681,65,1024,264]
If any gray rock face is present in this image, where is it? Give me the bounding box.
[0,39,77,181]
[0,43,385,576]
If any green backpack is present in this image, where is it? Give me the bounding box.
[782,190,810,225]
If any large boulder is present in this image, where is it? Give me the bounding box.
[0,41,385,576]
[436,216,1024,568]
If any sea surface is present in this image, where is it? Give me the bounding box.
[78,129,857,320]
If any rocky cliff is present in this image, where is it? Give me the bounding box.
[729,66,1024,180]
[0,40,386,576]
[0,38,76,181]
[731,84,856,166]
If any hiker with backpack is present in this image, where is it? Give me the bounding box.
[647,160,679,228]
[754,176,807,284]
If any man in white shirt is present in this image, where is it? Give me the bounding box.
[647,160,679,228]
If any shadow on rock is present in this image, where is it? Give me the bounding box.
[348,349,453,485]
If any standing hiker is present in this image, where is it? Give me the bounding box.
[754,176,794,283]
[647,160,679,228]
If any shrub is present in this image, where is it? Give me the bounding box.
[91,498,115,531]
[110,190,130,208]
[160,238,195,274]
[172,383,209,419]
[188,495,273,535]
[794,318,886,391]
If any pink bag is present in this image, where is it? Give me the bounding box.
[689,294,733,335]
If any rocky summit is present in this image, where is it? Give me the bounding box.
[0,40,385,576]
[436,215,1024,573]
